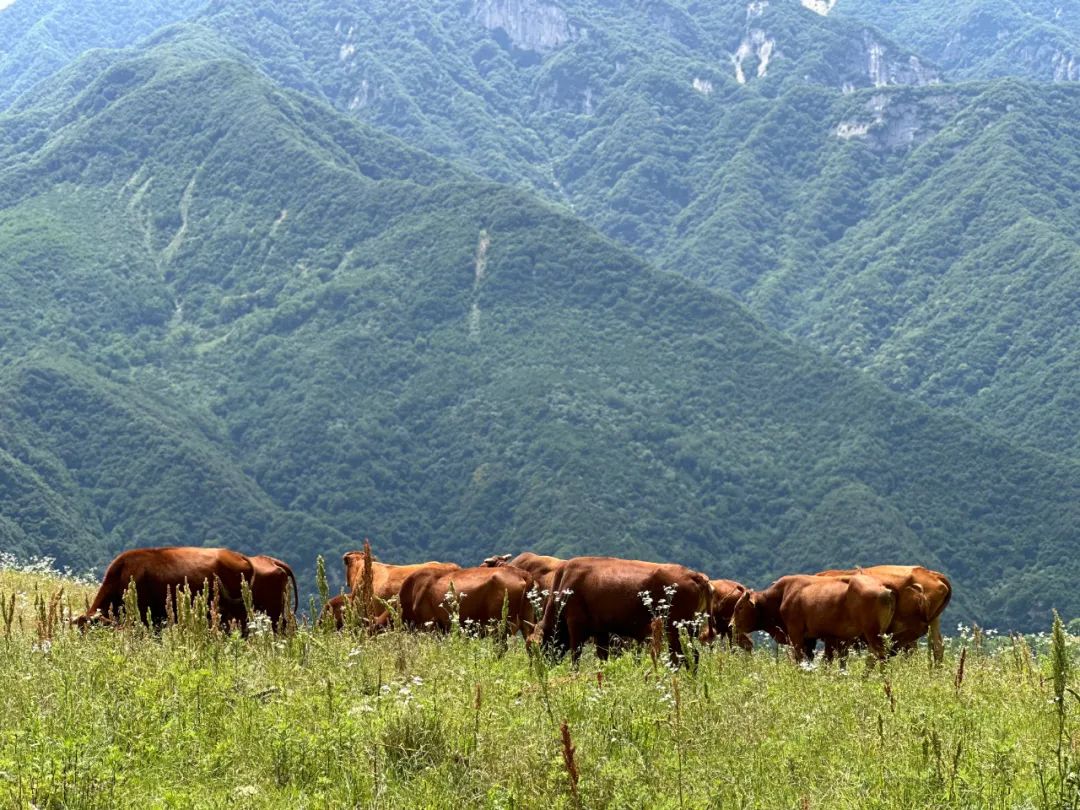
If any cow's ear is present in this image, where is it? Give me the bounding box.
[750,593,760,608]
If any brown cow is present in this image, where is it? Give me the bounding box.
[710,579,753,652]
[342,552,460,603]
[732,574,896,662]
[482,552,565,592]
[321,594,347,630]
[384,565,536,637]
[532,556,713,666]
[816,565,952,663]
[74,547,254,629]
[248,555,299,629]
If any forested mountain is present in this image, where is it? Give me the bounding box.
[6,0,1073,458]
[836,0,1080,82]
[1,2,1079,627]
[0,0,207,109]
[0,26,1078,627]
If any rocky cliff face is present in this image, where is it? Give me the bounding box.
[833,89,963,152]
[472,0,578,52]
[728,1,940,91]
[862,32,939,88]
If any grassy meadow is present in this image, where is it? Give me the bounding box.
[1,561,1078,809]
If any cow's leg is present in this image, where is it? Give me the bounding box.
[929,616,944,665]
[665,626,689,668]
[787,628,806,663]
[566,618,585,668]
[824,638,850,668]
[837,641,850,670]
[594,632,611,661]
[864,631,888,663]
[802,637,818,661]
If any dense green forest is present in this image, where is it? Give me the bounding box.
[837,0,1080,81]
[0,1,1078,628]
[5,0,1073,457]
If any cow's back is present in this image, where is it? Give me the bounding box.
[400,565,532,631]
[778,575,852,637]
[82,546,252,625]
[819,565,950,639]
[509,553,564,592]
[558,557,708,637]
[345,557,460,602]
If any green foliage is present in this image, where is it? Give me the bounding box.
[3,0,1078,458]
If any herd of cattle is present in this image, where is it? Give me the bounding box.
[74,546,953,665]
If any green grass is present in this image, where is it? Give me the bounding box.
[2,566,1078,808]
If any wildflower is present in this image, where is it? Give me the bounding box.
[248,613,272,637]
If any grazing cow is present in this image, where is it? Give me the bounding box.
[532,556,713,666]
[321,594,347,630]
[731,574,896,662]
[482,552,565,592]
[710,579,753,652]
[385,565,536,637]
[816,565,952,662]
[248,555,299,629]
[74,547,254,629]
[342,552,461,604]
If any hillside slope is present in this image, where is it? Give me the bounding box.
[174,1,1080,460]
[0,29,1077,625]
[836,0,1080,82]
[10,1,1078,462]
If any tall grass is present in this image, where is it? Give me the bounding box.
[0,565,1077,808]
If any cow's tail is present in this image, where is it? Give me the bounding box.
[516,579,537,641]
[687,571,715,642]
[279,560,299,614]
[928,572,952,665]
[876,587,897,636]
[906,583,930,623]
[931,573,953,620]
[533,565,567,649]
[687,572,712,612]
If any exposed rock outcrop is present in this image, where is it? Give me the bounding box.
[863,33,938,88]
[732,29,776,84]
[801,0,837,16]
[834,91,963,153]
[472,0,577,52]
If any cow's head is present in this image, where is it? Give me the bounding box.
[481,554,512,568]
[342,551,377,591]
[72,610,115,632]
[730,590,760,637]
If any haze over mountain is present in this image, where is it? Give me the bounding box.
[0,2,1078,627]
[836,0,1080,82]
